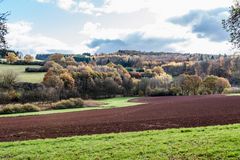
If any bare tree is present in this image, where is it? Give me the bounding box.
[0,0,9,49]
[223,0,240,48]
[0,71,18,87]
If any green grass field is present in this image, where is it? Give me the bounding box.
[98,97,142,108]
[0,124,240,160]
[0,64,45,83]
[0,97,142,118]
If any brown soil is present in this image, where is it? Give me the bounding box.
[1,95,240,142]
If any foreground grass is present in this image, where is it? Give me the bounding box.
[0,124,240,160]
[0,97,142,118]
[0,64,45,83]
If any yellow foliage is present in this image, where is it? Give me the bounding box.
[5,52,18,63]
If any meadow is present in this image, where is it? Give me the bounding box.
[0,64,45,83]
[0,97,142,118]
[0,124,240,160]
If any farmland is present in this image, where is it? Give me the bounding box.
[1,95,240,159]
[1,0,240,159]
[1,95,240,141]
[0,64,45,83]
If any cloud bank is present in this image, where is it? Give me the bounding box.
[5,0,233,54]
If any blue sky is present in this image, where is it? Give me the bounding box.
[0,0,234,54]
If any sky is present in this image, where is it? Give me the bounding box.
[0,0,236,55]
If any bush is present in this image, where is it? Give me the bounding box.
[51,98,84,109]
[0,104,40,114]
[20,90,50,103]
[12,60,44,66]
[0,91,20,104]
[0,92,11,104]
[0,71,18,88]
[0,59,44,65]
[25,67,47,73]
[147,88,176,96]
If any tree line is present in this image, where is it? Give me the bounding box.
[0,53,232,104]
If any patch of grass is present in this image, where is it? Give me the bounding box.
[0,107,99,118]
[98,97,142,108]
[0,64,45,83]
[0,97,142,118]
[1,124,240,159]
[225,94,240,96]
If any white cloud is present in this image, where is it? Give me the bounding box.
[32,0,235,54]
[36,0,232,17]
[57,0,76,11]
[170,35,232,54]
[80,22,134,39]
[6,21,94,54]
[36,0,51,3]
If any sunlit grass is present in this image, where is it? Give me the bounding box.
[0,64,45,83]
[98,97,142,108]
[225,94,240,96]
[1,124,240,160]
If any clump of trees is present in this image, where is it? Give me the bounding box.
[172,74,231,96]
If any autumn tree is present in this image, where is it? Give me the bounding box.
[49,53,65,64]
[44,61,63,70]
[5,52,18,63]
[43,64,70,90]
[223,1,240,48]
[215,77,231,93]
[60,72,75,89]
[173,74,202,95]
[65,56,77,66]
[203,76,231,94]
[152,66,165,76]
[24,54,34,63]
[187,75,202,95]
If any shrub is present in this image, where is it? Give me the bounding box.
[0,71,18,88]
[136,68,145,72]
[20,89,52,103]
[0,90,20,104]
[25,67,47,73]
[11,60,44,66]
[0,92,11,104]
[147,88,176,96]
[51,98,84,109]
[0,104,40,114]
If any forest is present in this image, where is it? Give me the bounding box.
[0,51,234,105]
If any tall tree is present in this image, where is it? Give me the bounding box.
[223,0,240,48]
[0,1,9,49]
